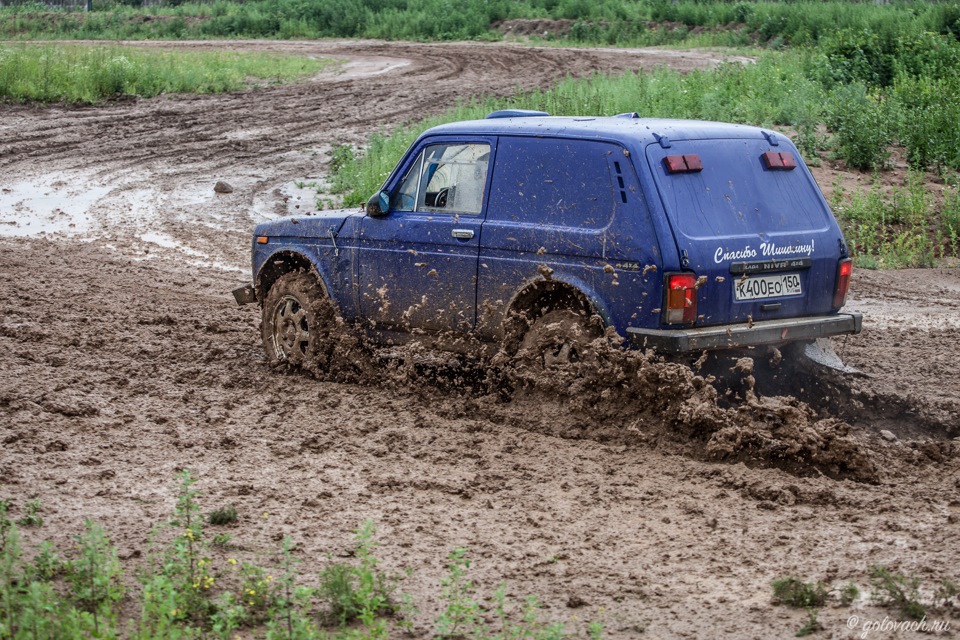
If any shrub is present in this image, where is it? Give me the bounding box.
[826,83,891,170]
[870,565,926,620]
[771,577,828,608]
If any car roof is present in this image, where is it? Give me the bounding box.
[424,113,774,145]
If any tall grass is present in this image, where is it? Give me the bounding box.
[2,0,959,49]
[828,172,949,269]
[0,43,331,103]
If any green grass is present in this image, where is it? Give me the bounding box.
[0,474,604,640]
[2,0,958,50]
[829,171,960,269]
[206,505,238,526]
[0,43,332,103]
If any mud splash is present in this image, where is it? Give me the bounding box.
[287,317,956,485]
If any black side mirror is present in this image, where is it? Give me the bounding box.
[366,191,390,217]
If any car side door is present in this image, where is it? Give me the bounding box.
[358,138,494,334]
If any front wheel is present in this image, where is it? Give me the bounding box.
[518,309,601,369]
[261,271,333,369]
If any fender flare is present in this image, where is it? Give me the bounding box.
[503,273,613,342]
[255,249,331,303]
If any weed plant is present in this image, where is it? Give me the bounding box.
[1,500,124,639]
[0,43,330,104]
[207,505,238,526]
[434,547,590,640]
[435,547,482,638]
[317,521,396,630]
[2,474,597,639]
[870,565,927,620]
[829,171,958,269]
[15,500,42,528]
[771,577,827,608]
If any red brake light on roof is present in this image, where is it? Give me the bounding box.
[665,155,686,173]
[833,258,853,309]
[664,155,703,174]
[665,273,698,324]
[762,151,797,170]
[683,154,703,171]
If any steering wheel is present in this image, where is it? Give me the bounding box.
[435,188,449,208]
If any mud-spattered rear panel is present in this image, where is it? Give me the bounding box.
[646,138,846,327]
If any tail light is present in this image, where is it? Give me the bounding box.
[665,273,697,324]
[664,154,703,174]
[833,258,853,309]
[761,151,797,170]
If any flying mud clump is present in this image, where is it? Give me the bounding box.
[500,334,884,483]
[285,312,904,484]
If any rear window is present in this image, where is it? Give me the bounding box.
[488,137,617,228]
[647,139,832,240]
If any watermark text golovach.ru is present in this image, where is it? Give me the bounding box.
[847,615,950,638]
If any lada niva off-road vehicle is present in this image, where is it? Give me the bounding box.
[233,111,861,368]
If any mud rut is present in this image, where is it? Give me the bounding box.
[1,41,958,638]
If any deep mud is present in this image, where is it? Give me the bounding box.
[1,40,959,638]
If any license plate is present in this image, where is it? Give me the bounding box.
[735,273,802,301]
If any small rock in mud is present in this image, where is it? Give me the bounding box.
[566,594,589,608]
[214,181,234,194]
[44,440,68,452]
[39,391,100,417]
[880,429,897,442]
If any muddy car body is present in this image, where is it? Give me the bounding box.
[235,111,861,365]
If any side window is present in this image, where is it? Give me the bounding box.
[487,138,617,227]
[391,143,490,215]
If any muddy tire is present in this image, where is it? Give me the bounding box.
[261,271,333,369]
[518,309,601,368]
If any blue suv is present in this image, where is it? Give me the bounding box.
[233,110,861,367]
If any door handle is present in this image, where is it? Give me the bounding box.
[452,229,474,240]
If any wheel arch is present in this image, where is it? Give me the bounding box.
[255,250,329,303]
[502,276,611,347]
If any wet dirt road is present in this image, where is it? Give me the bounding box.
[0,40,958,638]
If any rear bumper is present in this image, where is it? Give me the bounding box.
[626,312,863,354]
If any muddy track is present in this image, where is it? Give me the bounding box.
[1,40,959,639]
[0,41,740,179]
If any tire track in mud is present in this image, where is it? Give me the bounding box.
[0,41,738,180]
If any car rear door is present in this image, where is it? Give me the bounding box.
[645,137,848,327]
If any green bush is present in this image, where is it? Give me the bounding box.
[0,0,955,48]
[825,83,891,171]
[772,577,828,608]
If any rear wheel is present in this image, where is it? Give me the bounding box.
[261,271,333,369]
[518,309,601,368]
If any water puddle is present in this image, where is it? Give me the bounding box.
[0,180,110,237]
